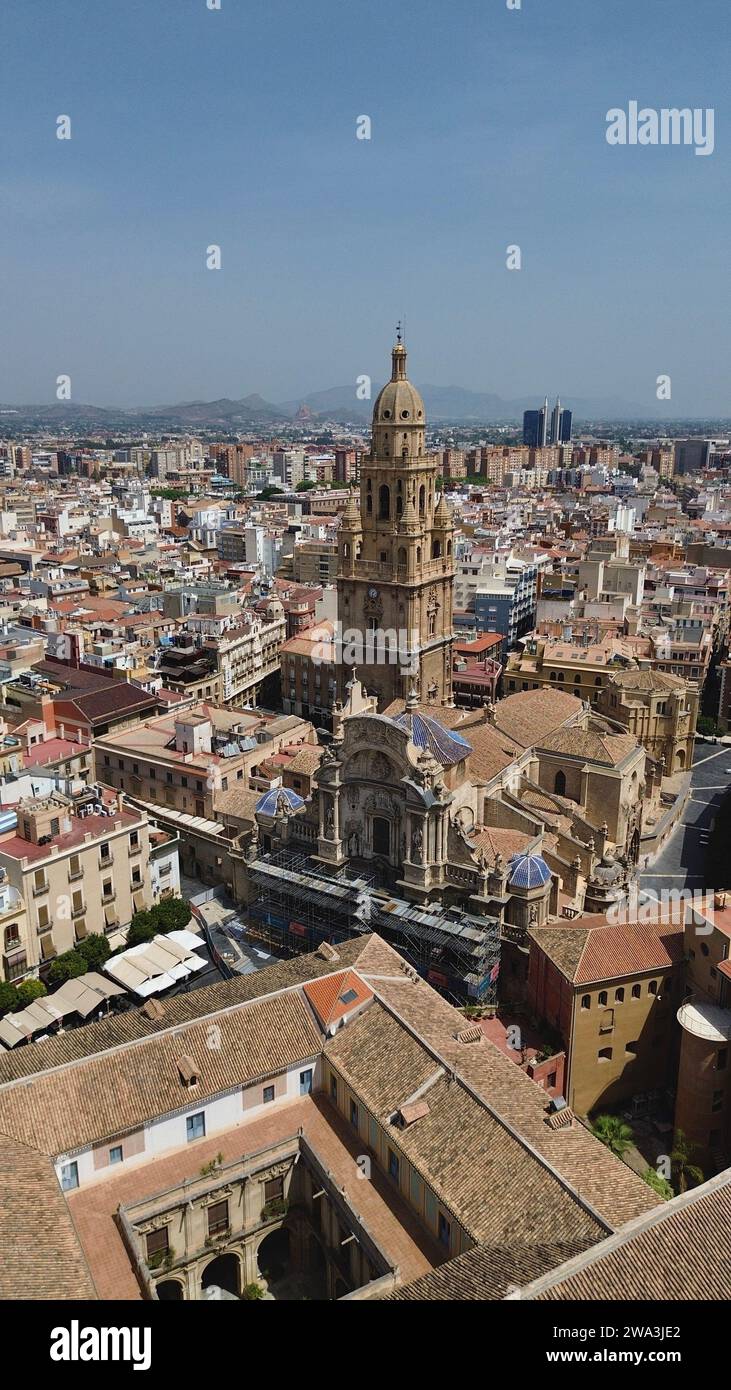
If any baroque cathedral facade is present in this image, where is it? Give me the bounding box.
[337,336,455,708]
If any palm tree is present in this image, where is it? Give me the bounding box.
[592,1114,634,1158]
[670,1131,704,1194]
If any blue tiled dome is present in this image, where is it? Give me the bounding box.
[508,852,552,890]
[255,786,305,816]
[392,710,472,767]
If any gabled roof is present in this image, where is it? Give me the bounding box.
[303,969,373,1030]
[493,690,583,749]
[537,728,639,766]
[530,915,684,986]
[518,1168,731,1301]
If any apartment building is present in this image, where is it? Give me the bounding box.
[0,786,153,978]
[95,704,315,822]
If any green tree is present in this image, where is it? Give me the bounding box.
[295,479,317,492]
[592,1114,634,1158]
[241,1282,264,1300]
[47,950,87,987]
[642,1167,673,1200]
[670,1131,704,1194]
[151,897,191,933]
[76,934,112,970]
[0,981,19,1017]
[14,978,47,1010]
[257,485,284,500]
[126,912,158,948]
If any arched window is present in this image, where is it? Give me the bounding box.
[447,540,452,555]
[428,612,436,637]
[557,672,564,682]
[550,671,557,681]
[342,542,350,559]
[554,770,566,796]
[396,495,403,515]
[378,484,390,520]
[432,539,441,559]
[419,484,425,515]
[397,547,407,569]
[366,494,372,514]
[416,546,422,565]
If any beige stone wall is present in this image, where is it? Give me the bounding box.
[568,971,679,1115]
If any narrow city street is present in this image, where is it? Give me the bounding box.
[640,742,731,897]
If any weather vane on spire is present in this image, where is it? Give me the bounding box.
[396,319,402,345]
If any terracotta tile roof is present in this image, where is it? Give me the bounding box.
[0,1134,97,1299]
[493,690,583,749]
[520,1169,731,1301]
[324,1002,606,1248]
[537,728,640,766]
[0,991,323,1155]
[385,1239,589,1301]
[0,938,369,1085]
[469,826,533,864]
[303,970,373,1030]
[530,916,685,986]
[362,977,658,1229]
[285,745,324,775]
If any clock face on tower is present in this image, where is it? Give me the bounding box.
[368,587,379,599]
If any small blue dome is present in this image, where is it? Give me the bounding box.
[255,786,305,816]
[508,852,552,890]
[392,710,472,767]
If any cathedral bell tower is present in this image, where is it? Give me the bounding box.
[337,334,455,709]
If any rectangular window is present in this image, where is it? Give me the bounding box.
[264,1177,284,1204]
[145,1227,169,1259]
[37,905,50,929]
[60,1161,79,1191]
[262,1084,275,1104]
[388,1148,400,1183]
[109,1145,123,1165]
[349,1099,359,1130]
[717,1048,728,1072]
[369,1116,378,1151]
[330,1074,338,1103]
[207,1199,229,1236]
[438,1212,451,1249]
[34,869,47,892]
[299,1069,313,1095]
[186,1111,206,1141]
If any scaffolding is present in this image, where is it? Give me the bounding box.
[247,849,500,1004]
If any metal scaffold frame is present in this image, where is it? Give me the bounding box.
[246,849,500,1004]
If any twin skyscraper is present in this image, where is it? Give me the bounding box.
[523,397,572,447]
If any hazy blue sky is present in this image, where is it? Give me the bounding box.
[1,0,728,411]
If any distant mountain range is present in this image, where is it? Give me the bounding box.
[0,384,719,431]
